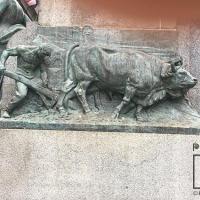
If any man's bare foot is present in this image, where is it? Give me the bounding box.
[112,110,120,119]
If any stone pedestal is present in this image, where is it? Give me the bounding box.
[0,2,199,200]
[0,129,197,200]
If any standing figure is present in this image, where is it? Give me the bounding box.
[81,25,94,45]
[0,44,51,118]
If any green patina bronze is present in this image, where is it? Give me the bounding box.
[0,0,30,45]
[0,44,52,118]
[0,24,198,129]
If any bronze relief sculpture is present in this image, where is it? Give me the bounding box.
[0,42,197,121]
[0,4,199,132]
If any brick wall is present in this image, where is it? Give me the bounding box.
[38,0,176,30]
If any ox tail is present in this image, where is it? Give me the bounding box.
[64,43,79,81]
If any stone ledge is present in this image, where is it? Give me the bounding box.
[0,119,200,135]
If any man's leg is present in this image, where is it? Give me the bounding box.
[2,82,28,118]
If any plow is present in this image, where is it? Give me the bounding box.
[0,69,59,108]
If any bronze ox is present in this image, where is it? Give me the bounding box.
[62,46,197,119]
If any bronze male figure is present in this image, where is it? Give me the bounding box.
[0,44,51,118]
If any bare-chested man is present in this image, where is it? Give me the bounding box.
[0,44,51,118]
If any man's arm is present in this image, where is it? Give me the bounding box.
[0,47,19,70]
[40,63,48,87]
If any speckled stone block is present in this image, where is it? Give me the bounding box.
[0,129,198,200]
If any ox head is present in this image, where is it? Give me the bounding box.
[162,63,198,98]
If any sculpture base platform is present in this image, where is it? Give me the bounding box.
[0,111,200,135]
[1,99,200,135]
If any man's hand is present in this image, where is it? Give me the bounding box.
[42,78,48,87]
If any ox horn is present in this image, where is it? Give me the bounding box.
[169,57,182,73]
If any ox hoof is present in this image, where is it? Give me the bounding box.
[112,111,120,119]
[84,109,91,114]
[58,107,66,114]
[58,107,69,118]
[2,111,11,118]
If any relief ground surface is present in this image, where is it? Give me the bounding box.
[0,99,200,135]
